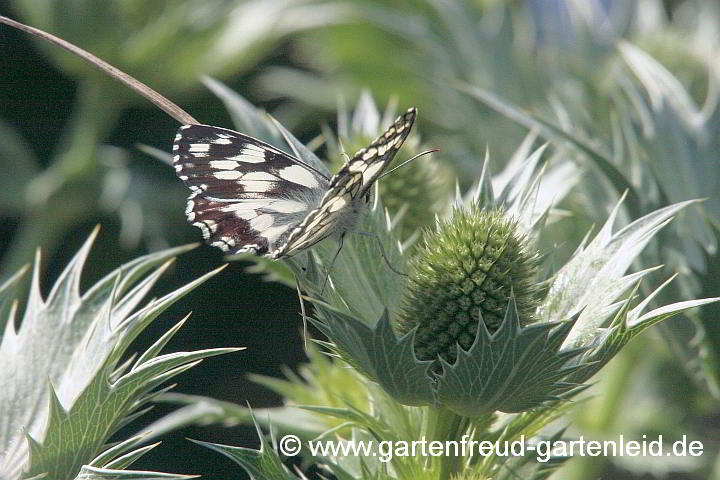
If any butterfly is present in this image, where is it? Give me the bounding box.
[173,107,417,259]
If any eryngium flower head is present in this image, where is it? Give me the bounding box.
[397,207,539,363]
[287,136,718,417]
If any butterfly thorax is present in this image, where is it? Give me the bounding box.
[269,171,372,258]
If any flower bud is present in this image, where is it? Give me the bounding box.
[398,207,539,364]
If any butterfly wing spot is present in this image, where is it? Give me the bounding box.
[241,143,266,153]
[238,243,265,255]
[185,197,197,221]
[327,196,348,212]
[232,146,269,161]
[189,184,207,194]
[361,148,377,161]
[243,171,278,182]
[249,214,275,231]
[278,165,321,188]
[209,160,241,170]
[219,199,307,215]
[262,224,294,245]
[212,138,232,145]
[211,239,234,251]
[211,168,280,183]
[213,170,242,180]
[189,143,211,153]
[193,220,217,239]
[362,162,385,184]
[227,153,265,164]
[268,200,308,213]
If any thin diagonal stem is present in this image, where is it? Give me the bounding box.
[0,15,197,125]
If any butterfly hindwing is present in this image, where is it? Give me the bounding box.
[174,124,329,199]
[184,193,271,254]
[173,124,329,255]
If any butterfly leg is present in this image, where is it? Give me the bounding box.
[350,230,408,277]
[321,232,346,295]
[296,278,310,352]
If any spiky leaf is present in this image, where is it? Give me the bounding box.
[436,299,588,416]
[309,308,435,407]
[0,229,235,479]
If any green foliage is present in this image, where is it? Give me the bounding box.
[436,302,587,416]
[193,433,298,480]
[0,230,236,479]
[310,308,436,407]
[150,97,716,476]
[4,1,720,478]
[10,0,340,95]
[0,119,39,216]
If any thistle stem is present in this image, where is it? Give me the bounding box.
[424,407,468,479]
[561,342,642,480]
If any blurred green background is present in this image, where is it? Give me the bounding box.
[1,0,719,478]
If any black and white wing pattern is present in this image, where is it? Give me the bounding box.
[270,107,416,258]
[173,107,417,258]
[173,125,330,255]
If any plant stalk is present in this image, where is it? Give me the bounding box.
[424,407,468,479]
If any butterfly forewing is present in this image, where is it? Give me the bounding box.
[333,107,417,198]
[270,108,417,258]
[173,124,328,255]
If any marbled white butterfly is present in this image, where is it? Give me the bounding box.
[173,108,417,258]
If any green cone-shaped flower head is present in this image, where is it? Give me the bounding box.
[398,207,539,363]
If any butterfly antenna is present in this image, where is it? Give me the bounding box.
[378,149,440,179]
[336,138,352,163]
[0,16,198,125]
